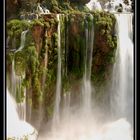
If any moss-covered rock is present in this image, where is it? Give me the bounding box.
[91,11,117,86]
[6,10,118,124]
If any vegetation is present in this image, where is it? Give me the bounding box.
[6,0,118,124]
[92,11,117,86]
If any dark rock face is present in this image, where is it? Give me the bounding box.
[6,0,21,19]
[69,0,90,4]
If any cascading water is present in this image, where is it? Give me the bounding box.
[104,0,132,12]
[52,14,62,127]
[110,13,134,124]
[10,30,28,121]
[37,3,50,15]
[15,30,28,53]
[62,92,71,121]
[11,58,26,120]
[81,14,94,114]
[7,30,38,139]
[86,0,102,11]
[6,3,133,140]
[39,12,133,140]
[11,59,27,120]
[7,89,38,139]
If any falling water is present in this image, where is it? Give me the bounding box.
[37,3,50,15]
[62,92,71,120]
[37,3,44,14]
[111,13,133,123]
[81,14,94,114]
[52,14,62,126]
[11,57,26,121]
[104,0,132,12]
[86,0,102,11]
[10,30,28,121]
[15,30,28,53]
[38,13,133,139]
[11,59,26,120]
[11,58,27,120]
[7,89,38,139]
[7,29,38,139]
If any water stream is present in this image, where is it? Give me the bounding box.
[52,14,62,127]
[15,30,28,53]
[7,30,38,139]
[10,30,28,121]
[111,13,134,124]
[81,14,94,114]
[38,13,133,140]
[7,2,134,139]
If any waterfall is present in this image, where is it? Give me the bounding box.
[110,13,133,123]
[7,90,20,125]
[82,14,94,114]
[104,0,132,12]
[7,89,38,139]
[86,0,102,11]
[37,3,44,14]
[15,30,28,53]
[62,92,71,120]
[11,58,26,121]
[9,30,28,121]
[38,13,133,140]
[52,14,62,126]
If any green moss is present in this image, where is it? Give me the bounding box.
[6,10,118,120]
[89,11,117,85]
[7,19,30,37]
[31,19,44,27]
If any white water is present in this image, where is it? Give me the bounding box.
[11,59,26,121]
[39,115,132,140]
[7,30,38,138]
[7,90,38,139]
[10,30,28,121]
[82,15,94,114]
[52,14,62,127]
[86,0,102,11]
[111,14,133,122]
[62,92,71,121]
[15,30,28,53]
[104,0,132,12]
[39,13,133,140]
[37,3,50,15]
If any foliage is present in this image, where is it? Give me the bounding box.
[91,11,117,85]
[7,19,30,37]
[6,9,118,120]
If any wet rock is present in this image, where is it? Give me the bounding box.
[32,25,44,53]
